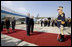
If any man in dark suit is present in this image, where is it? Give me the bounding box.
[47,20,50,27]
[5,17,10,33]
[52,19,55,27]
[44,19,47,27]
[1,20,4,32]
[26,13,30,36]
[11,16,16,32]
[41,19,43,27]
[30,16,34,33]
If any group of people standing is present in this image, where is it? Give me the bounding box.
[1,17,16,33]
[41,19,58,27]
[41,19,50,27]
[1,13,34,36]
[65,18,71,27]
[40,18,71,27]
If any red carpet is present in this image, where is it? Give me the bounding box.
[1,28,71,46]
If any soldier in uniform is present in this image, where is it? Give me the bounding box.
[65,19,67,27]
[47,19,50,27]
[41,19,43,27]
[52,19,55,27]
[69,19,71,27]
[44,19,47,27]
[57,6,65,42]
[54,19,57,26]
[67,18,71,27]
[26,13,31,36]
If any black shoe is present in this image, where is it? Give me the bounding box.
[59,35,64,42]
[59,38,63,42]
[8,32,10,34]
[27,34,30,36]
[13,31,15,32]
[62,35,64,41]
[13,30,15,32]
[31,32,33,33]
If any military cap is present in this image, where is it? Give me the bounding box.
[57,6,63,11]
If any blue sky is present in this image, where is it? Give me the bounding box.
[1,1,71,18]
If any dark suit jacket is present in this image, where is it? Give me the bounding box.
[26,17,30,25]
[1,20,4,31]
[12,20,16,26]
[30,18,34,25]
[5,20,10,29]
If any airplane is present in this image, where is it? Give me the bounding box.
[1,6,27,20]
